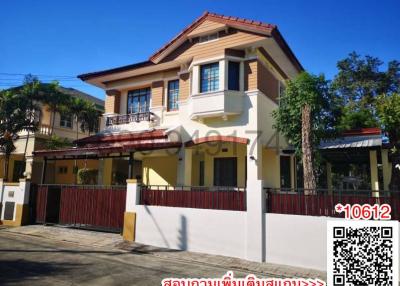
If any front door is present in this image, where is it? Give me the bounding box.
[213,157,237,187]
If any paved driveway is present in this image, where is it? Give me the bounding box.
[0,230,251,286]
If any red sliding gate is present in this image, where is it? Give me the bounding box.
[33,185,126,232]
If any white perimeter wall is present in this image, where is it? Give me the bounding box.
[265,214,330,271]
[135,205,247,259]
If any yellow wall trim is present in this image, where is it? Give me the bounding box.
[122,212,136,242]
[0,204,29,227]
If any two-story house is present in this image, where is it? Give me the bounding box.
[36,12,303,190]
[0,85,104,184]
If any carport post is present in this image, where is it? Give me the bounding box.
[41,157,47,184]
[128,152,134,179]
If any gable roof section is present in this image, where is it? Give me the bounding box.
[149,11,276,63]
[78,11,303,81]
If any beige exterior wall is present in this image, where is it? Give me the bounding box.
[105,94,120,114]
[179,72,190,102]
[163,30,265,62]
[258,61,279,103]
[187,20,226,37]
[151,81,164,107]
[244,59,258,91]
[142,156,178,186]
[53,159,99,184]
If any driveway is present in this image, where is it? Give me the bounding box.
[0,228,252,286]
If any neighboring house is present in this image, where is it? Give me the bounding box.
[320,127,392,192]
[35,11,303,189]
[0,85,104,184]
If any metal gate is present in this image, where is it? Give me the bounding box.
[31,185,126,232]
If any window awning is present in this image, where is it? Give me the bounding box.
[34,129,182,158]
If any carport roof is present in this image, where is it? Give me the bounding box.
[34,129,181,158]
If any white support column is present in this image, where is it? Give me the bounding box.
[245,91,265,262]
[221,59,228,91]
[24,157,34,179]
[382,149,391,191]
[126,179,140,211]
[369,150,380,196]
[18,178,31,206]
[176,148,192,187]
[124,179,140,241]
[191,66,200,95]
[246,140,265,262]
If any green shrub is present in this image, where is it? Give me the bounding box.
[77,168,98,185]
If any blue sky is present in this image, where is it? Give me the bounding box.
[1,0,399,99]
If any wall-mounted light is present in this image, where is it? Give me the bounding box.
[250,156,256,161]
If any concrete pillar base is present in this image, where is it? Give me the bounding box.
[122,212,136,241]
[1,204,30,226]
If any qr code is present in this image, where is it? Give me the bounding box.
[328,220,399,286]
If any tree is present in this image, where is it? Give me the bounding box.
[44,135,73,150]
[0,90,37,181]
[273,72,339,192]
[332,52,400,130]
[79,101,101,136]
[376,93,400,190]
[68,97,88,142]
[19,75,44,165]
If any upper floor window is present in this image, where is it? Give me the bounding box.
[228,61,240,91]
[60,114,72,128]
[199,33,218,43]
[167,80,179,111]
[200,62,219,93]
[127,87,151,114]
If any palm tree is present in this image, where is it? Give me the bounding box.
[0,90,37,181]
[20,75,43,165]
[80,102,101,136]
[43,81,69,135]
[68,97,88,142]
[67,97,89,183]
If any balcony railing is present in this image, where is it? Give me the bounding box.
[37,124,52,136]
[105,112,154,126]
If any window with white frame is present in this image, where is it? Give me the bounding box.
[127,87,151,114]
[167,80,179,111]
[200,62,219,93]
[60,114,72,128]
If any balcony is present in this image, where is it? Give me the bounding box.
[188,90,243,120]
[105,112,155,127]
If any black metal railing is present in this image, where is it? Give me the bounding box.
[105,112,154,126]
[265,188,400,220]
[140,185,246,211]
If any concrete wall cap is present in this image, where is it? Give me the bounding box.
[126,179,138,184]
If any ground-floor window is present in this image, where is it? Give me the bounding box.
[213,157,237,187]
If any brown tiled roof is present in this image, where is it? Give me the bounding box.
[78,11,303,81]
[34,129,181,157]
[78,61,154,81]
[74,129,167,146]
